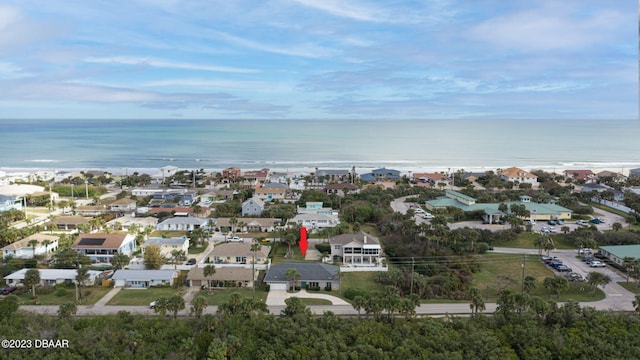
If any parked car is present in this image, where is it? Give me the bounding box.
[589,218,601,224]
[556,265,572,272]
[589,260,606,268]
[567,272,586,282]
[186,258,197,265]
[540,256,553,263]
[548,219,557,225]
[422,213,435,219]
[548,227,557,233]
[550,260,564,268]
[582,256,595,262]
[576,220,586,226]
[1,286,17,295]
[227,236,243,242]
[579,248,593,254]
[556,219,564,225]
[149,301,156,309]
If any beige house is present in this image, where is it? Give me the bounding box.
[187,266,255,288]
[142,237,190,258]
[51,216,89,230]
[254,187,286,202]
[209,242,270,265]
[498,167,538,185]
[2,233,58,259]
[215,217,280,233]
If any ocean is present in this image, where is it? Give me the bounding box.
[1,119,639,176]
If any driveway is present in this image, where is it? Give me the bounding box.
[266,289,350,306]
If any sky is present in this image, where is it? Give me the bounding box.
[0,0,637,120]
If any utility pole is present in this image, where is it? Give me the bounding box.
[521,254,527,294]
[410,256,415,294]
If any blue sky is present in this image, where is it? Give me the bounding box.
[0,0,637,120]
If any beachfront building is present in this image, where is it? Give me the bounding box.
[360,168,401,182]
[329,231,384,268]
[142,237,190,258]
[296,202,336,216]
[315,169,351,182]
[498,167,538,185]
[1,233,58,259]
[243,168,270,183]
[72,233,136,263]
[425,189,572,223]
[242,197,265,216]
[264,262,340,291]
[0,195,22,212]
[156,216,208,231]
[214,217,280,233]
[289,213,339,231]
[413,172,450,185]
[4,268,101,287]
[111,269,178,288]
[564,169,596,183]
[629,168,640,178]
[209,242,270,265]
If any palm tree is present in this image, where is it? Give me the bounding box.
[203,265,216,294]
[229,217,238,234]
[623,257,636,283]
[285,268,301,291]
[76,267,90,299]
[41,239,53,261]
[469,287,486,315]
[587,271,611,297]
[534,236,545,256]
[170,249,186,269]
[352,296,366,317]
[24,268,40,297]
[28,239,39,258]
[111,253,130,270]
[190,295,208,319]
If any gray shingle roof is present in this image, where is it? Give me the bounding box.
[264,262,339,282]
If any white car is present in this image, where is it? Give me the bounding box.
[579,248,593,254]
[422,213,435,219]
[227,236,243,242]
[414,208,424,213]
[589,260,606,268]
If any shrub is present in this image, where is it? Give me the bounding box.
[343,287,368,300]
[315,243,331,254]
[55,288,68,297]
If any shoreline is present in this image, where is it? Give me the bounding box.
[1,163,637,178]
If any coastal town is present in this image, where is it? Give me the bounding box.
[1,164,640,319]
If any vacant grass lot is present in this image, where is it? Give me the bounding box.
[473,253,605,302]
[269,242,308,265]
[106,287,183,306]
[339,271,386,297]
[13,285,111,305]
[197,288,267,305]
[493,232,575,250]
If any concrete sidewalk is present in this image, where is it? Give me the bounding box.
[94,287,122,306]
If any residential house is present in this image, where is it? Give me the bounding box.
[329,232,383,267]
[214,218,280,233]
[209,242,270,265]
[360,168,401,182]
[130,188,164,197]
[264,262,340,291]
[630,168,640,178]
[243,168,270,183]
[498,167,538,185]
[0,195,22,212]
[413,172,450,185]
[222,167,241,181]
[289,213,339,231]
[564,169,596,183]
[296,202,337,216]
[75,205,110,216]
[142,237,190,258]
[109,198,137,213]
[148,206,195,216]
[254,187,286,202]
[4,268,101,287]
[315,169,350,182]
[187,266,255,288]
[160,165,179,181]
[72,233,137,263]
[106,215,158,231]
[242,197,265,216]
[324,183,359,197]
[51,216,90,230]
[156,217,208,231]
[262,183,288,190]
[1,233,58,259]
[111,269,178,288]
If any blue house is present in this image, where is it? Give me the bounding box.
[360,168,401,182]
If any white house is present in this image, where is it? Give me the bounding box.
[498,167,538,185]
[72,233,137,263]
[156,217,208,231]
[289,213,339,231]
[111,269,178,288]
[1,233,58,259]
[329,231,383,267]
[4,268,101,287]
[110,198,137,212]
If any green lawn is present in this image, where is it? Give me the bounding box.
[188,246,208,254]
[197,288,267,306]
[13,285,111,306]
[299,298,332,306]
[618,281,640,294]
[339,271,386,296]
[269,242,309,265]
[107,286,184,306]
[473,253,604,302]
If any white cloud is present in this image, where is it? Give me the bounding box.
[290,0,383,22]
[0,62,33,79]
[84,56,258,74]
[213,31,335,58]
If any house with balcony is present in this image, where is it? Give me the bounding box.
[255,187,286,202]
[2,233,58,259]
[498,167,538,185]
[360,168,401,182]
[156,216,208,231]
[109,198,137,213]
[329,231,383,267]
[324,183,359,197]
[289,213,339,231]
[72,233,136,263]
